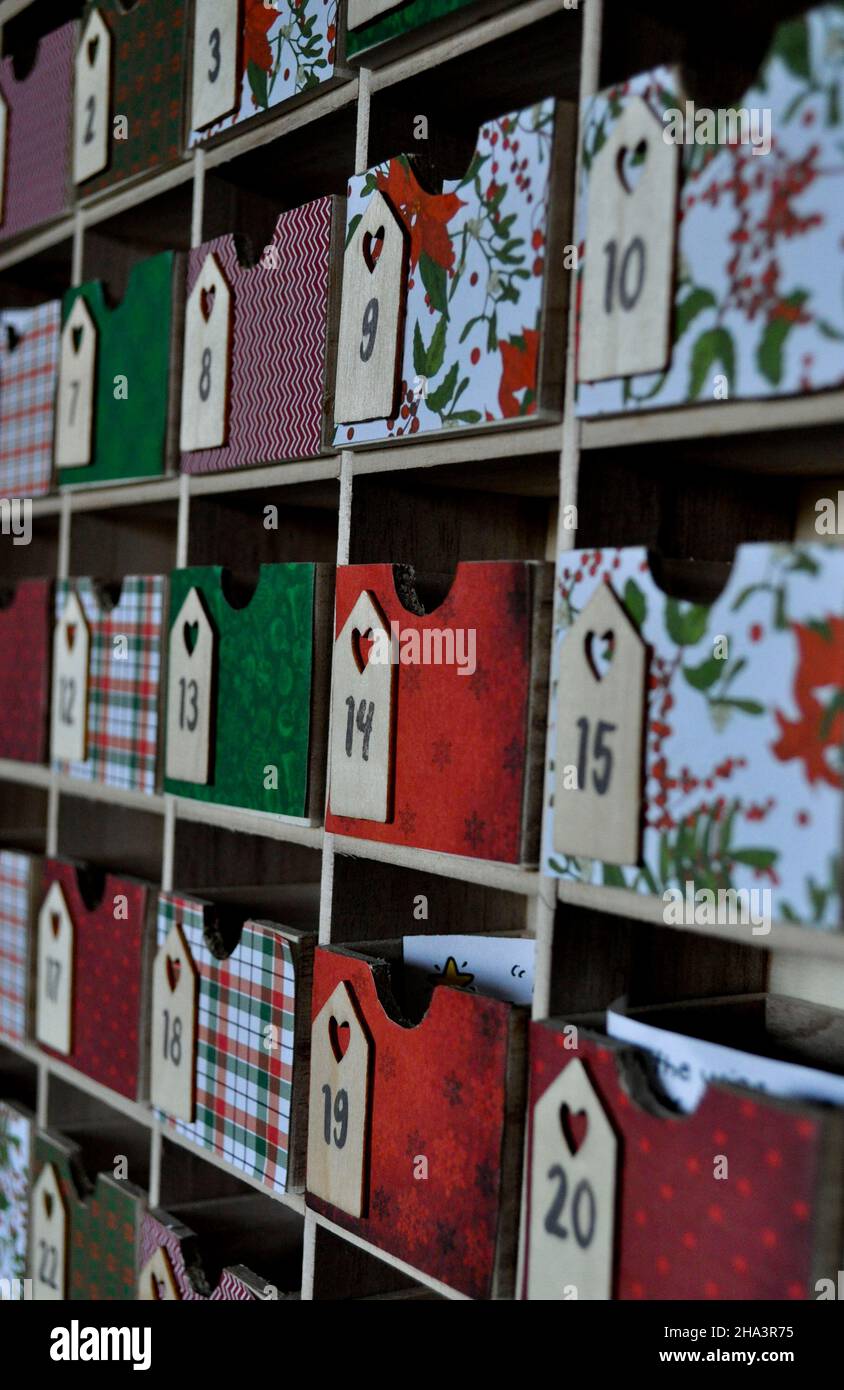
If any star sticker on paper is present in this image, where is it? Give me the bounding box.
[433,956,475,990]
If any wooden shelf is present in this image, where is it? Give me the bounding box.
[311,1212,470,1300]
[579,391,844,455]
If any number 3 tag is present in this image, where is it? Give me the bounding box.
[334,191,408,425]
[329,590,395,822]
[51,589,91,764]
[165,587,216,784]
[578,94,680,381]
[526,1058,617,1301]
[180,253,232,452]
[307,981,372,1217]
[150,921,198,1123]
[553,581,646,865]
[191,0,241,132]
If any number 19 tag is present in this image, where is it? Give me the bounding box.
[334,191,408,425]
[165,587,216,785]
[150,921,198,1123]
[526,1058,617,1301]
[307,981,372,1217]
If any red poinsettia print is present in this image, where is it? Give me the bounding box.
[243,0,275,72]
[772,617,844,788]
[375,159,465,270]
[498,328,539,417]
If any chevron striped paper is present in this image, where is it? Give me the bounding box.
[180,199,335,474]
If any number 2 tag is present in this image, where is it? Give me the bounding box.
[35,881,75,1056]
[50,589,91,764]
[553,581,646,865]
[180,252,232,452]
[55,298,98,468]
[31,1163,68,1301]
[334,190,408,425]
[306,981,372,1218]
[73,8,112,185]
[579,95,679,381]
[191,0,241,132]
[329,589,395,822]
[150,921,198,1123]
[165,587,216,784]
[526,1058,617,1301]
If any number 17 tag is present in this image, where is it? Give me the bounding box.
[165,587,216,784]
[334,191,408,425]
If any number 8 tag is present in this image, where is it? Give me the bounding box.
[334,191,408,425]
[180,252,233,452]
[165,586,217,785]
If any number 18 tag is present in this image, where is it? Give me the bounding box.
[165,587,216,784]
[334,191,408,425]
[150,921,198,1123]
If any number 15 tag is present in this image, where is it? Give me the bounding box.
[334,191,408,425]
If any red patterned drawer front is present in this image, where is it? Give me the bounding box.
[325,561,551,862]
[306,945,526,1299]
[38,859,153,1100]
[0,579,50,762]
[524,1024,844,1301]
[0,24,74,241]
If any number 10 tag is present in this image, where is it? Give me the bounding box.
[165,587,216,784]
[334,191,408,425]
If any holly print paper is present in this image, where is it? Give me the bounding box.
[189,0,339,146]
[335,99,560,445]
[543,543,844,930]
[577,7,844,415]
[0,1102,31,1293]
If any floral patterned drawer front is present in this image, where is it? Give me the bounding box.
[577,7,844,415]
[188,0,341,146]
[0,1102,31,1293]
[543,543,844,929]
[334,99,566,445]
[0,24,74,242]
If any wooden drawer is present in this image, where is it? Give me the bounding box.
[0,22,74,242]
[0,580,51,764]
[0,305,61,498]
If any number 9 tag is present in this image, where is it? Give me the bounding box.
[307,981,372,1218]
[334,190,408,425]
[165,586,217,785]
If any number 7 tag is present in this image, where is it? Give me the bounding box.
[55,298,98,468]
[334,191,408,425]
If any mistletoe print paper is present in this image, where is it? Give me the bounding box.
[543,543,844,930]
[577,7,844,415]
[189,0,340,146]
[334,99,565,445]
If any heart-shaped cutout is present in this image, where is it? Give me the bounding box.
[6,325,21,352]
[351,627,375,673]
[328,1016,350,1063]
[183,621,199,656]
[71,325,84,354]
[65,622,76,651]
[44,1190,54,1219]
[50,911,61,940]
[560,1103,588,1157]
[200,285,216,323]
[363,227,385,274]
[87,35,99,66]
[585,628,615,681]
[616,138,648,195]
[165,956,181,993]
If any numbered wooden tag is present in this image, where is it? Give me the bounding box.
[526,1059,617,1301]
[553,581,646,865]
[165,587,216,784]
[306,981,372,1217]
[35,882,75,1056]
[138,1245,182,1301]
[329,589,395,822]
[334,191,408,425]
[55,298,98,468]
[348,0,402,25]
[150,921,198,1123]
[50,589,91,764]
[74,7,112,185]
[579,96,680,382]
[0,89,9,227]
[180,252,232,452]
[191,0,241,132]
[31,1163,68,1301]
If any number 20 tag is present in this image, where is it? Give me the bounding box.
[553,580,646,866]
[334,191,408,425]
[578,94,680,381]
[165,587,216,785]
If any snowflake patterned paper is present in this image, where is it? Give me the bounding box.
[334,99,564,445]
[577,7,844,415]
[543,543,844,929]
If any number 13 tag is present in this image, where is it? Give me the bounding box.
[334,191,408,425]
[553,580,646,865]
[307,981,372,1217]
[165,587,216,784]
[526,1058,617,1301]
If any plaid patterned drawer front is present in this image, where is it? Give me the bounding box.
[53,577,165,794]
[0,851,34,1044]
[155,892,296,1193]
[0,303,61,497]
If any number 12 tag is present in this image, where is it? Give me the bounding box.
[307,980,372,1217]
[526,1058,617,1301]
[334,191,408,425]
[165,587,216,785]
[51,589,91,764]
[150,921,198,1123]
